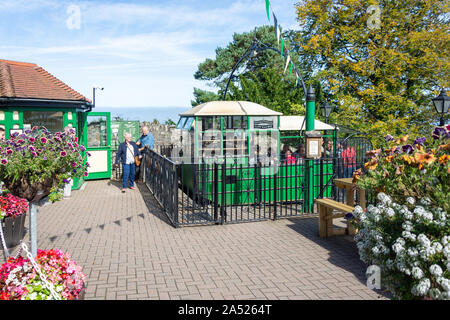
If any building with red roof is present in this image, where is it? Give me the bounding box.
[0,59,92,138]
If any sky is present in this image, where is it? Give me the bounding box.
[0,0,300,108]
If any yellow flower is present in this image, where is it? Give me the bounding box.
[352,168,362,184]
[401,155,415,165]
[384,147,397,154]
[416,145,424,152]
[364,158,378,170]
[414,153,436,165]
[439,143,450,151]
[385,155,394,163]
[439,154,450,165]
[395,135,409,144]
[366,149,381,157]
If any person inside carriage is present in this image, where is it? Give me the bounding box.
[293,143,305,163]
[283,149,296,165]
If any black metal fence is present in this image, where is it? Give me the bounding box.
[142,148,376,228]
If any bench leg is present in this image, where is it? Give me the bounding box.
[318,205,327,238]
[326,207,333,237]
[346,187,354,207]
[347,220,357,236]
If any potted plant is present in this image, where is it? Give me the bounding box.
[0,246,87,300]
[0,193,29,248]
[0,127,89,203]
[348,126,450,300]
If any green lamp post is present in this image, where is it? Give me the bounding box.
[305,85,316,213]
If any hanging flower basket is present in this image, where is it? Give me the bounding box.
[0,193,29,248]
[0,127,90,204]
[0,247,87,300]
[4,176,57,203]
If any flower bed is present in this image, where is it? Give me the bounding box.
[349,126,449,300]
[0,248,86,300]
[352,193,449,299]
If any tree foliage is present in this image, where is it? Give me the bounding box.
[192,26,308,115]
[295,0,450,146]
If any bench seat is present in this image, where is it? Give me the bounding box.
[315,198,356,238]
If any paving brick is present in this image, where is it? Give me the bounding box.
[11,180,388,300]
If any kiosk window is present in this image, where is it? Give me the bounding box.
[23,111,63,132]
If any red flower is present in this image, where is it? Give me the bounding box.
[0,292,10,300]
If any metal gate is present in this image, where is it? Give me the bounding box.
[143,150,339,228]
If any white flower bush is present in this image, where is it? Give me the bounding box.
[350,193,449,300]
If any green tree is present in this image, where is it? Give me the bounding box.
[295,0,450,146]
[164,119,176,125]
[192,26,309,115]
[190,88,220,107]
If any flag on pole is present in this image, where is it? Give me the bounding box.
[265,0,270,21]
[284,55,291,73]
[273,13,278,40]
[276,25,281,44]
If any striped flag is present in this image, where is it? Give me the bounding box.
[284,55,291,73]
[276,25,281,44]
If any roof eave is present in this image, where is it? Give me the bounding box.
[0,97,92,111]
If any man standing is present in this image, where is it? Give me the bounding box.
[136,125,154,181]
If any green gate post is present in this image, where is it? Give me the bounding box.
[306,85,315,213]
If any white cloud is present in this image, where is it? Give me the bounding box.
[0,0,300,107]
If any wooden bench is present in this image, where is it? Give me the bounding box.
[315,198,357,238]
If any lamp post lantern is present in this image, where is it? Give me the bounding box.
[321,102,333,124]
[93,86,104,108]
[432,89,449,126]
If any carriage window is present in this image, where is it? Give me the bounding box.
[200,117,220,131]
[176,117,187,129]
[223,130,248,158]
[225,116,248,129]
[183,117,194,129]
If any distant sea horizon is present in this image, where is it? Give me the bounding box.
[93,106,190,124]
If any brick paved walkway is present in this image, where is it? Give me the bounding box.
[5,180,388,300]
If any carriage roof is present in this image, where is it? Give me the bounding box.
[179,101,282,117]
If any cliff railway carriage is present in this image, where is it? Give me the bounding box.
[157,101,336,210]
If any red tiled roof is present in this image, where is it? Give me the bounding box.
[0,59,91,103]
